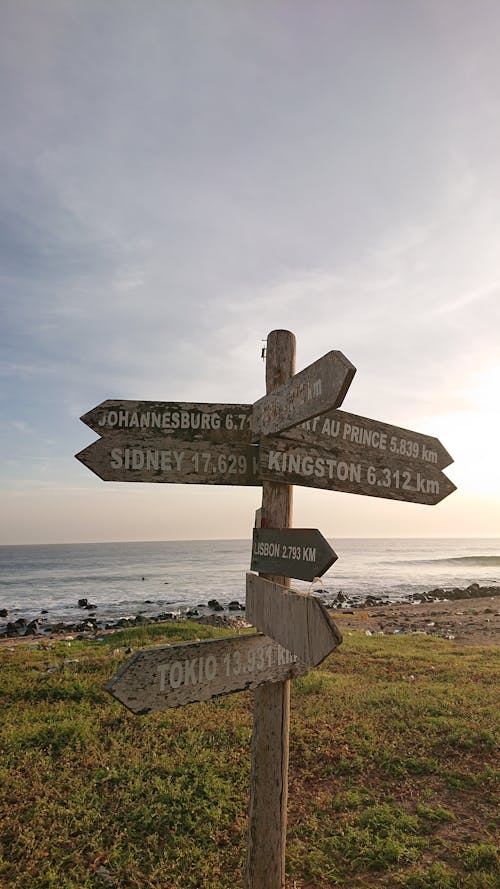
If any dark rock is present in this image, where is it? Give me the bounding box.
[195,613,252,629]
[134,614,150,624]
[24,619,42,636]
[0,608,8,618]
[144,599,152,604]
[208,599,224,611]
[365,595,384,607]
[186,609,199,617]
[41,609,48,614]
[6,622,20,637]
[77,620,98,632]
[156,612,175,621]
[228,601,244,611]
[84,603,97,610]
[116,618,132,627]
[14,618,27,628]
[76,597,97,609]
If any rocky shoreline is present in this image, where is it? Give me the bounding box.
[1,583,498,644]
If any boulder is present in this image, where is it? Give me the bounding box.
[208,599,224,611]
[6,622,20,637]
[24,619,42,636]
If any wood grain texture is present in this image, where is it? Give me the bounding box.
[281,407,453,470]
[104,634,308,714]
[246,329,296,889]
[81,400,253,444]
[252,349,355,437]
[246,573,342,666]
[76,435,260,486]
[259,436,456,505]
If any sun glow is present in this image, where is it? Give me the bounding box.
[429,366,500,496]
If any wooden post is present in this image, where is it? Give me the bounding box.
[245,329,296,889]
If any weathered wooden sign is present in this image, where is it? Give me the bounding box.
[282,408,453,470]
[251,528,337,581]
[252,350,355,438]
[259,437,456,505]
[75,435,260,485]
[246,573,342,667]
[81,400,253,444]
[104,634,308,714]
[77,327,455,889]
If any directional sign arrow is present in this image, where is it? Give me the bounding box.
[246,573,342,667]
[80,400,253,444]
[251,528,337,581]
[259,437,456,505]
[252,350,356,438]
[104,634,308,714]
[281,408,453,470]
[75,435,261,486]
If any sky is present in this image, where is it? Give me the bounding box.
[1,0,499,544]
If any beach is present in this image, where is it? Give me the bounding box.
[2,587,498,647]
[331,593,500,646]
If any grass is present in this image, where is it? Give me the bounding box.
[0,625,498,888]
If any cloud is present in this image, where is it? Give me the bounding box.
[1,2,500,540]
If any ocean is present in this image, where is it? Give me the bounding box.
[0,538,499,626]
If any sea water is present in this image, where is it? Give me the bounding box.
[0,538,499,625]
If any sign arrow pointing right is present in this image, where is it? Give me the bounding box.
[246,573,342,667]
[251,528,337,581]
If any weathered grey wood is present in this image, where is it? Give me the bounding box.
[81,400,253,444]
[246,329,295,889]
[246,573,342,667]
[251,528,337,581]
[282,408,453,470]
[76,436,260,486]
[252,350,355,438]
[104,634,308,714]
[259,437,456,505]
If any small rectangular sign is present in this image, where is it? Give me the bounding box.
[246,573,342,667]
[259,437,456,505]
[252,351,355,438]
[81,401,253,444]
[76,435,261,486]
[251,528,337,581]
[104,634,308,713]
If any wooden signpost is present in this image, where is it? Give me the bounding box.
[259,436,456,505]
[251,527,337,581]
[252,349,355,437]
[281,407,453,469]
[76,436,260,486]
[81,400,253,444]
[246,573,342,667]
[105,634,308,714]
[76,327,456,889]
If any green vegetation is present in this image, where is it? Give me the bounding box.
[1,626,498,888]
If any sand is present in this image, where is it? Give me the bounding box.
[329,595,500,646]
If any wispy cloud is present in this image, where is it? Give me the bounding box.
[1,1,499,539]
